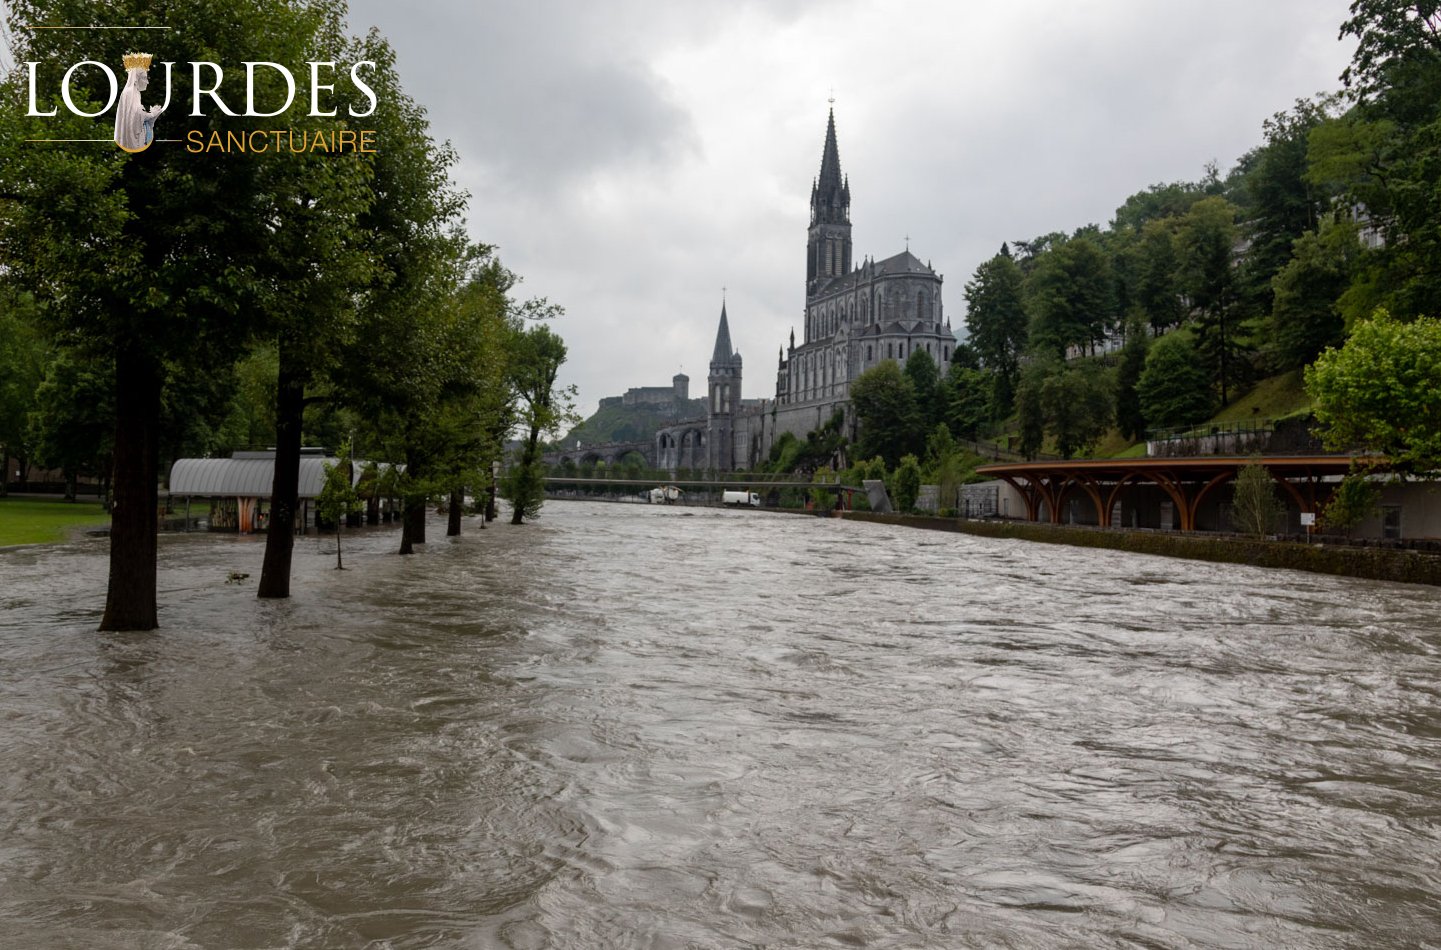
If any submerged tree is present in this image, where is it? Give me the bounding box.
[505,317,574,524]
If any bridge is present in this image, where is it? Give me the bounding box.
[543,475,867,506]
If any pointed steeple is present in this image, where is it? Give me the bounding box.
[811,107,850,227]
[807,105,852,291]
[711,300,735,364]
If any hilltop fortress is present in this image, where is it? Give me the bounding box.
[574,108,959,472]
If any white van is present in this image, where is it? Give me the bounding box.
[722,490,760,507]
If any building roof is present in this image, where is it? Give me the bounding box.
[812,249,938,298]
[169,456,344,498]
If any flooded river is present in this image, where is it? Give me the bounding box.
[1,501,1438,948]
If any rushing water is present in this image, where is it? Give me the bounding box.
[1,502,1439,949]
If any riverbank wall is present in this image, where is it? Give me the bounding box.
[831,512,1441,587]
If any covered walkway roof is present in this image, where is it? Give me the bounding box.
[169,457,341,499]
[975,455,1374,531]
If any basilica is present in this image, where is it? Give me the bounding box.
[656,108,958,472]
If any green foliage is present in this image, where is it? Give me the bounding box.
[1134,219,1186,334]
[1233,97,1339,316]
[317,446,364,570]
[963,247,1028,408]
[1320,473,1382,536]
[1114,316,1150,441]
[890,454,923,513]
[500,457,547,522]
[941,363,992,441]
[850,360,920,467]
[1041,360,1113,459]
[1014,356,1112,459]
[1268,218,1363,369]
[1305,310,1441,473]
[1015,359,1049,459]
[924,424,968,512]
[1177,196,1243,405]
[1025,235,1115,357]
[1232,460,1283,537]
[1138,333,1214,431]
[0,290,49,488]
[903,348,942,433]
[27,348,114,494]
[506,320,576,523]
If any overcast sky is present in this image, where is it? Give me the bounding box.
[345,0,1358,420]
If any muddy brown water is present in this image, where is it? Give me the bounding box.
[1,501,1438,948]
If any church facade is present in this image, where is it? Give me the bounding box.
[656,108,957,472]
[770,108,957,444]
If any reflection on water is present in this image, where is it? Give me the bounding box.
[1,503,1439,948]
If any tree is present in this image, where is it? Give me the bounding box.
[0,289,48,495]
[0,0,318,628]
[941,361,992,441]
[963,247,1028,411]
[1268,218,1363,369]
[890,454,922,513]
[1177,196,1243,405]
[1041,360,1112,459]
[1114,315,1150,442]
[1320,472,1381,536]
[316,445,362,571]
[1319,3,1441,321]
[1232,460,1283,537]
[1234,98,1339,316]
[505,318,575,524]
[903,347,942,434]
[1134,219,1186,335]
[924,424,968,513]
[1015,358,1050,459]
[1138,333,1214,431]
[849,360,920,467]
[27,348,114,501]
[1305,310,1441,474]
[1025,235,1115,357]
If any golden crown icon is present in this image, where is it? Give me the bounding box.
[122,52,153,71]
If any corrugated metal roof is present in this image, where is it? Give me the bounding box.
[169,457,340,498]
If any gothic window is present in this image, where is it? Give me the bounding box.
[917,290,927,320]
[866,345,873,362]
[887,342,893,359]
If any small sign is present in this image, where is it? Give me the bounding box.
[1300,512,1316,527]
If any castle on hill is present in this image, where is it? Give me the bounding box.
[579,107,960,472]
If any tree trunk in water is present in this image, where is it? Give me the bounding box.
[367,496,379,525]
[258,360,306,599]
[447,487,463,536]
[100,347,160,632]
[335,521,344,570]
[399,496,426,554]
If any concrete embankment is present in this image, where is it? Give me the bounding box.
[832,511,1441,587]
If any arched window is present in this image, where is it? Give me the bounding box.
[917,290,926,321]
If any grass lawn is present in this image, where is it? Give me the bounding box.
[0,496,110,547]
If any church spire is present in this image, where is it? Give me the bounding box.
[811,107,849,227]
[711,300,736,364]
[807,105,852,290]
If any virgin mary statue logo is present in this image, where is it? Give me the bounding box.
[114,52,165,152]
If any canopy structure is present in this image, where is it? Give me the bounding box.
[168,457,340,499]
[974,455,1367,531]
